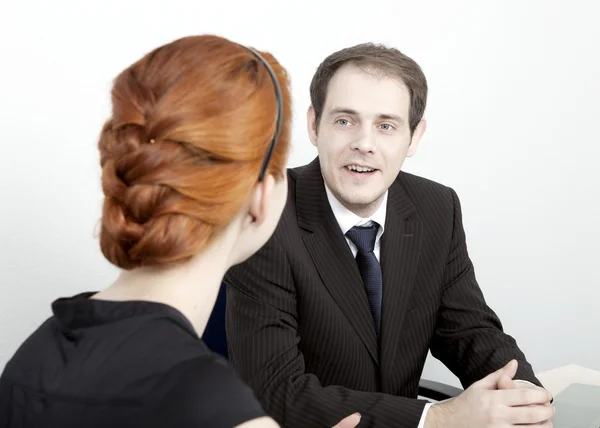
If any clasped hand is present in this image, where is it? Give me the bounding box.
[426,359,555,427]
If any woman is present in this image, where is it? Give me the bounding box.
[0,35,360,428]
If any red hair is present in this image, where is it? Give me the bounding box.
[98,35,292,270]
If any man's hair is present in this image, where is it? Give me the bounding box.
[309,42,427,134]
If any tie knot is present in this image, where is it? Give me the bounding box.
[346,223,379,253]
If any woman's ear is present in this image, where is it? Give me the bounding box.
[246,174,276,227]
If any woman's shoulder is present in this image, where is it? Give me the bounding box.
[144,353,267,427]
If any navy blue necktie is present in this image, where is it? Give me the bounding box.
[346,223,383,336]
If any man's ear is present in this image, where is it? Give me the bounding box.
[407,119,427,157]
[246,174,276,228]
[307,105,318,147]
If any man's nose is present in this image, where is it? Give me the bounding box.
[350,127,376,154]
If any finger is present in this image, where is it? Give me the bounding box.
[473,359,518,389]
[513,382,549,394]
[507,403,555,425]
[497,373,516,390]
[498,387,553,406]
[514,382,554,403]
[331,413,361,428]
[511,421,553,428]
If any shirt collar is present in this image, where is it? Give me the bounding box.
[324,183,387,236]
[51,292,197,339]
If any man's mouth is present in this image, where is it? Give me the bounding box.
[345,164,377,174]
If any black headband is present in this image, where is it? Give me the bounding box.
[244,47,284,181]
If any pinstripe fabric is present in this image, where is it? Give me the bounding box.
[224,157,541,428]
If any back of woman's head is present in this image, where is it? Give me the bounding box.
[98,35,292,270]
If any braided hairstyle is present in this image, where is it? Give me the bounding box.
[97,35,292,270]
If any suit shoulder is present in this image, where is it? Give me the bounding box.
[397,171,450,191]
[396,171,457,209]
[280,164,306,218]
[286,163,307,183]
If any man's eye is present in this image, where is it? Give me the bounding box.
[336,119,350,126]
[380,123,394,131]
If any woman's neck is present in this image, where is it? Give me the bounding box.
[92,247,230,337]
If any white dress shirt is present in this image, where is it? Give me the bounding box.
[324,184,387,260]
[324,184,535,426]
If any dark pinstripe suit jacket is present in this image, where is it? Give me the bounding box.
[224,158,541,428]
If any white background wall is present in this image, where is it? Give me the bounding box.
[1,0,599,387]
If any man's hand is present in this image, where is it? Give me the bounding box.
[425,360,555,428]
[498,372,554,426]
[331,413,361,428]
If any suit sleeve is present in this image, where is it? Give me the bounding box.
[225,233,429,428]
[430,188,543,388]
[0,376,12,427]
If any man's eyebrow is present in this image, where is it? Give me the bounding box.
[378,113,404,123]
[327,107,359,116]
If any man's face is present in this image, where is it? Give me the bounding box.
[307,64,426,217]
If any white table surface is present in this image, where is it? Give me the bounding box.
[536,364,600,396]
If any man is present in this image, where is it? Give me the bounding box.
[224,43,554,428]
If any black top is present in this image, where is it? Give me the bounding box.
[0,292,266,428]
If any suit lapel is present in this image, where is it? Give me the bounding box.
[379,176,423,390]
[297,158,379,364]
